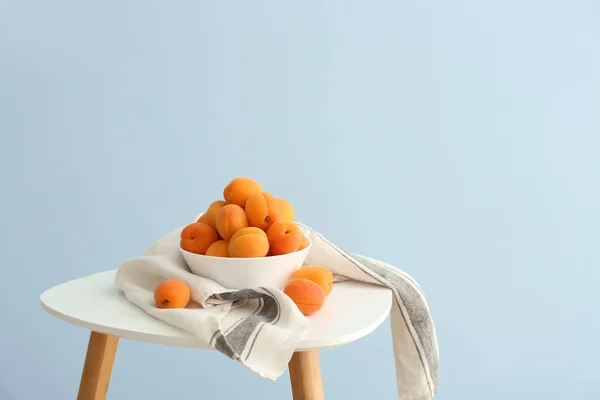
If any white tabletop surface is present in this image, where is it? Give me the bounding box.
[40,270,392,351]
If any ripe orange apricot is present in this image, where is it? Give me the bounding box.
[266,221,303,255]
[154,280,191,309]
[180,222,219,255]
[228,227,269,258]
[203,200,226,231]
[223,177,262,208]
[197,214,206,223]
[245,192,280,231]
[292,265,333,295]
[278,198,295,221]
[283,278,326,316]
[216,204,249,241]
[205,240,230,257]
[298,235,310,251]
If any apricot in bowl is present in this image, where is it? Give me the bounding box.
[180,226,312,290]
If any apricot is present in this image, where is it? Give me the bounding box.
[180,222,218,255]
[205,240,230,257]
[278,198,295,221]
[197,214,206,223]
[203,200,226,230]
[298,235,310,251]
[245,192,280,231]
[266,221,303,255]
[216,204,249,241]
[223,177,262,208]
[292,265,333,295]
[283,278,326,316]
[154,280,191,309]
[228,227,269,258]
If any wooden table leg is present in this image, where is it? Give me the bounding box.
[77,331,119,400]
[288,351,324,400]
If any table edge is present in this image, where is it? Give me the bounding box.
[39,270,392,352]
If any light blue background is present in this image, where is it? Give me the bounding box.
[1,1,599,399]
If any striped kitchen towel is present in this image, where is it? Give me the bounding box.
[115,220,439,400]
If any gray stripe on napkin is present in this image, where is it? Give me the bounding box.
[217,289,281,359]
[297,222,438,397]
[352,254,439,393]
[243,287,281,361]
[213,333,236,359]
[224,317,246,336]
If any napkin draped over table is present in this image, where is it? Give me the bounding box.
[116,220,439,400]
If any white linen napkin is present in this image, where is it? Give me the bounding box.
[115,220,439,400]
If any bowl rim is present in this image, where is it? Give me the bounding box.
[179,235,312,260]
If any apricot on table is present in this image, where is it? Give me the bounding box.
[216,204,249,241]
[205,240,230,257]
[228,227,270,258]
[278,198,295,221]
[245,192,280,231]
[266,221,303,256]
[223,177,263,208]
[292,265,333,295]
[203,200,226,231]
[154,280,191,309]
[283,278,326,316]
[180,222,219,255]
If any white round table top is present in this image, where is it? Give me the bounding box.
[40,270,392,351]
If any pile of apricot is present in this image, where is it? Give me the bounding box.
[154,176,334,315]
[180,176,309,258]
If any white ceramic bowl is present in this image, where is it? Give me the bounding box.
[180,238,312,290]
